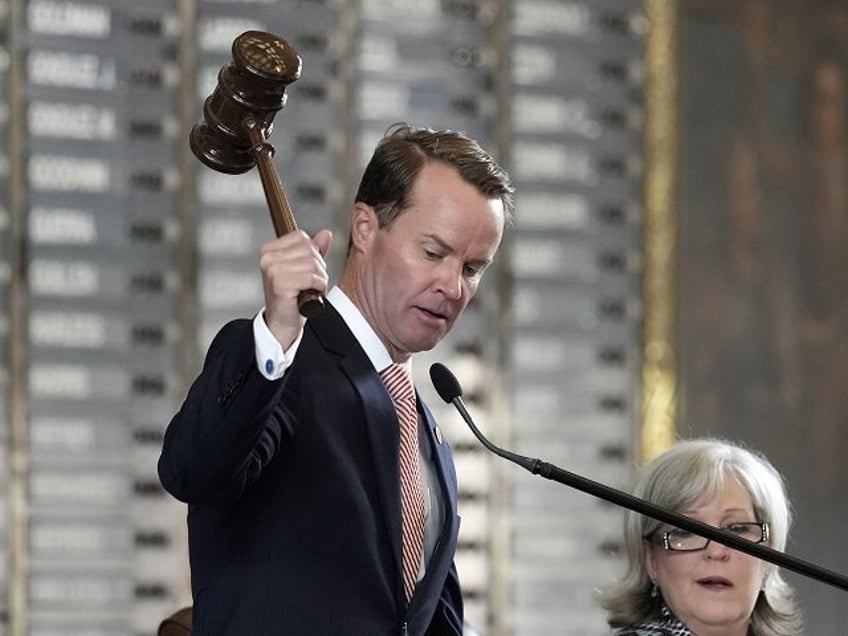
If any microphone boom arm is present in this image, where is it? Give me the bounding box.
[431,363,848,592]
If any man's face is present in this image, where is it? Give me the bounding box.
[349,161,504,361]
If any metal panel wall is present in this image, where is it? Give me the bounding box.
[503,1,645,633]
[18,2,186,633]
[0,0,11,628]
[0,1,646,634]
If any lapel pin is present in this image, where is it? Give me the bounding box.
[434,425,443,444]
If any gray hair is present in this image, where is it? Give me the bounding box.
[598,438,802,635]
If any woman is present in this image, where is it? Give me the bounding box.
[599,438,802,635]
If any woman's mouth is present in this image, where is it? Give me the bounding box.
[696,576,733,590]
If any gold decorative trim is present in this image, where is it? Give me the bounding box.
[640,0,678,463]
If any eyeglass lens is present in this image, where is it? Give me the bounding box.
[664,522,767,551]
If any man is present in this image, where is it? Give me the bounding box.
[158,124,514,634]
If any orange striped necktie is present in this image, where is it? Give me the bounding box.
[379,363,426,602]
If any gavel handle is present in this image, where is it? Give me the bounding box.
[245,121,324,318]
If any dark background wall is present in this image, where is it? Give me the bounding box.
[676,1,848,633]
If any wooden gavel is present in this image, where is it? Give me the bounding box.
[190,30,324,318]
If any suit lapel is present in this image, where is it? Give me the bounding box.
[410,397,460,609]
[308,305,405,580]
[343,354,404,576]
[419,398,457,522]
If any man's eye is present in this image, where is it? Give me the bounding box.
[464,265,484,277]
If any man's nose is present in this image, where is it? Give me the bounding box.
[436,262,463,300]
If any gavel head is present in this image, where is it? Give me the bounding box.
[190,30,302,174]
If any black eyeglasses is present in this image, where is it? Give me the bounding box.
[645,521,770,552]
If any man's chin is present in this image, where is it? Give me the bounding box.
[406,329,448,354]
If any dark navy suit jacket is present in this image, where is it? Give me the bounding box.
[158,304,464,635]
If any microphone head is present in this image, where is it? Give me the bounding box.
[429,363,463,403]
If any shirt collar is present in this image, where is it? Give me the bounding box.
[327,286,412,375]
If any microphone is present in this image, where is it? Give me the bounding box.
[430,362,539,473]
[429,362,848,592]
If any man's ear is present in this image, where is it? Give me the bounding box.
[349,202,377,251]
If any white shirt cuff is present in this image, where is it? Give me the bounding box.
[252,309,303,380]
